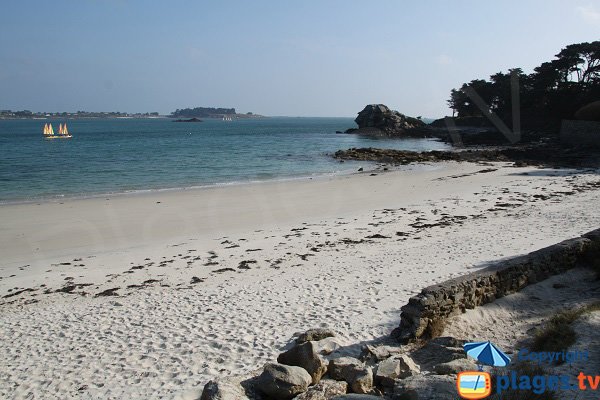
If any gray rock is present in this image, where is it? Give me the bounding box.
[293,379,348,400]
[393,374,456,400]
[328,358,364,381]
[327,357,373,394]
[408,337,466,371]
[360,344,402,364]
[374,355,420,387]
[296,328,336,344]
[278,341,328,384]
[331,395,382,400]
[433,358,477,375]
[257,363,312,400]
[200,379,248,400]
[347,367,373,395]
[313,337,343,355]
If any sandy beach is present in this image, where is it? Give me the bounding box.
[1,161,600,399]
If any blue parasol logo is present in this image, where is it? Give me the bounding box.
[464,340,511,369]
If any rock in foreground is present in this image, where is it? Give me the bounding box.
[257,363,312,399]
[278,341,328,384]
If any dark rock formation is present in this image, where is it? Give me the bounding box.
[173,117,203,122]
[346,105,426,136]
[333,144,600,169]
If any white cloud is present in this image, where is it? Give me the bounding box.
[435,54,453,66]
[576,4,600,24]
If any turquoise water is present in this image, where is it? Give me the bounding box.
[0,118,448,202]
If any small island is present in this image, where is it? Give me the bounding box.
[172,117,203,123]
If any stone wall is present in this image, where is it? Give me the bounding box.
[392,228,600,343]
[560,119,600,147]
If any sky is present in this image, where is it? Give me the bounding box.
[1,1,599,117]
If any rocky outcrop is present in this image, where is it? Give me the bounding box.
[346,105,426,136]
[278,341,328,384]
[257,363,312,400]
[392,229,600,343]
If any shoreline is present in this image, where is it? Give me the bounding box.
[1,160,600,398]
[0,163,391,206]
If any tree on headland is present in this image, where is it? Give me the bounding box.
[448,41,600,123]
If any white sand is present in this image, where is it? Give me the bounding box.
[444,267,600,399]
[0,162,599,399]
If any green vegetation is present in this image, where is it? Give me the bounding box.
[531,301,600,356]
[448,41,600,123]
[488,363,558,400]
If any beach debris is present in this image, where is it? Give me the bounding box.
[95,287,120,297]
[212,268,236,274]
[190,276,205,284]
[277,341,328,385]
[2,287,36,298]
[257,363,312,400]
[238,260,256,270]
[364,234,390,239]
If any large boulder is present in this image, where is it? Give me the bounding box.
[257,363,312,400]
[278,341,328,384]
[200,379,248,400]
[327,357,373,394]
[296,328,336,344]
[360,344,403,365]
[350,104,425,136]
[374,355,420,387]
[293,379,348,400]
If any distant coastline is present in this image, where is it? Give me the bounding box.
[0,107,267,120]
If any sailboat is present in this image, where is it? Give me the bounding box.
[43,122,72,139]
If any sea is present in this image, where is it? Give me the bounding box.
[0,117,449,203]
